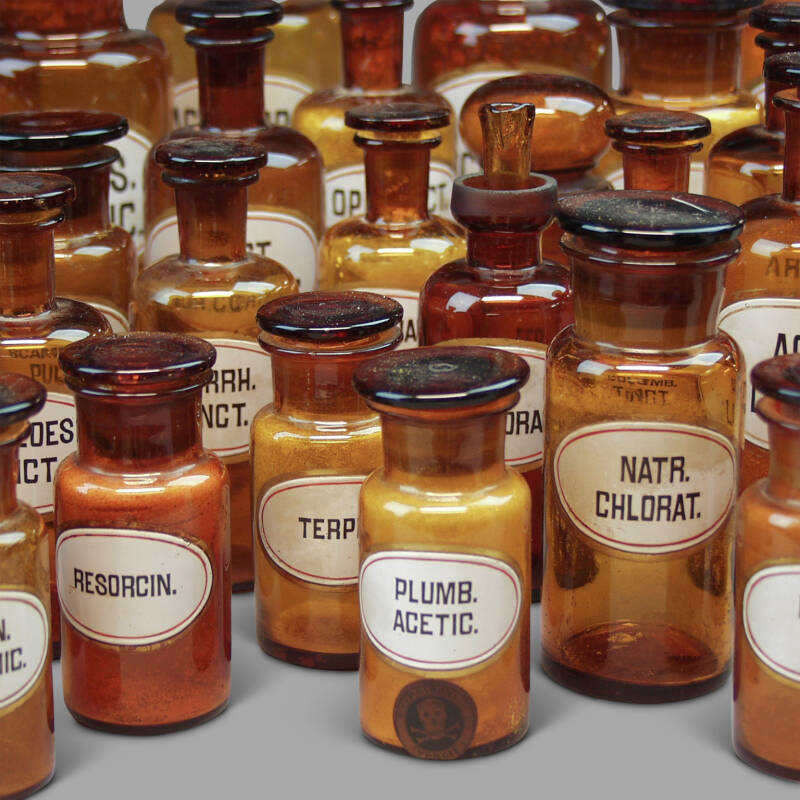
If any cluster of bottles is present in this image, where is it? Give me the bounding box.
[2,0,800,795]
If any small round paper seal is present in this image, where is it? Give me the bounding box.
[393,679,478,760]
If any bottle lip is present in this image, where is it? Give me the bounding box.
[353,346,529,412]
[605,110,711,144]
[59,333,216,397]
[0,111,128,152]
[765,51,800,84]
[346,101,450,132]
[750,2,800,32]
[332,0,411,10]
[0,374,45,428]
[176,0,283,28]
[610,0,759,11]
[753,355,800,403]
[155,136,267,178]
[773,86,800,114]
[0,172,74,213]
[557,190,743,251]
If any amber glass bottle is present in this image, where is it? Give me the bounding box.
[544,190,744,702]
[144,0,324,291]
[412,0,610,176]
[0,174,110,659]
[56,333,230,733]
[744,2,800,103]
[734,355,800,780]
[718,86,800,494]
[605,110,711,192]
[0,111,137,334]
[420,102,573,601]
[319,102,465,349]
[742,0,782,97]
[148,0,341,130]
[0,0,170,254]
[0,375,52,800]
[600,0,761,193]
[133,137,296,592]
[293,0,456,225]
[253,291,402,669]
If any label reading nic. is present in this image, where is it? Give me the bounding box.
[0,591,48,712]
[110,128,152,253]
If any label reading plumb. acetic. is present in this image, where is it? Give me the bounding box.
[0,591,48,712]
[359,550,522,671]
[17,392,76,516]
[554,421,737,554]
[56,528,213,647]
[109,128,152,253]
[258,475,366,586]
[744,565,800,683]
[203,338,272,459]
[368,288,420,349]
[718,298,800,448]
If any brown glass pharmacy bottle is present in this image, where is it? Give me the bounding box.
[354,346,531,758]
[734,355,800,780]
[544,190,745,702]
[0,0,170,253]
[56,333,230,733]
[742,0,782,95]
[420,102,573,600]
[319,102,465,349]
[253,291,402,669]
[293,0,456,225]
[744,2,800,103]
[0,375,52,800]
[133,137,296,592]
[0,111,137,333]
[144,0,324,291]
[0,174,110,659]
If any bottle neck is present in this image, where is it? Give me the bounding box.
[340,7,403,90]
[467,230,542,269]
[0,437,21,518]
[364,142,431,224]
[765,77,788,134]
[783,107,800,203]
[766,409,800,500]
[0,0,126,35]
[615,143,695,193]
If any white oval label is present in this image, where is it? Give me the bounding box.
[109,128,152,253]
[359,550,522,671]
[258,474,365,586]
[17,391,76,515]
[0,591,48,712]
[718,298,800,448]
[368,288,419,349]
[203,338,271,459]
[554,422,737,554]
[744,565,800,683]
[56,528,213,646]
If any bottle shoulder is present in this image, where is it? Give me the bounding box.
[710,124,782,159]
[425,259,571,292]
[295,85,451,116]
[0,299,110,341]
[325,216,464,244]
[0,28,167,62]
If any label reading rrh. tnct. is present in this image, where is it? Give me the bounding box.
[0,591,48,712]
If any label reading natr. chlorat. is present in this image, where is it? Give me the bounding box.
[0,591,48,712]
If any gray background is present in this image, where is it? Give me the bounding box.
[38,2,793,798]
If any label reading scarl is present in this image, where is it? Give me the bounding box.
[109,128,152,253]
[0,591,48,712]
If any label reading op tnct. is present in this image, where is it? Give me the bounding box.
[744,565,800,683]
[109,128,152,253]
[259,475,365,586]
[0,591,48,712]
[359,551,522,671]
[554,421,737,554]
[56,528,213,647]
[17,391,76,516]
[203,338,272,459]
[368,288,420,349]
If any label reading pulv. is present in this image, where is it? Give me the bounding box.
[0,591,48,712]
[259,475,365,586]
[56,528,213,646]
[554,422,737,554]
[368,288,420,349]
[718,298,800,448]
[17,392,76,515]
[359,551,522,671]
[109,128,152,253]
[203,338,271,459]
[744,565,800,683]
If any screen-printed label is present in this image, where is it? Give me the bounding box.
[56,528,213,647]
[368,288,419,349]
[360,550,522,671]
[110,128,152,253]
[258,474,365,586]
[0,591,48,712]
[554,422,737,554]
[718,298,800,448]
[91,300,130,334]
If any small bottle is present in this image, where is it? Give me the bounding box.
[544,190,744,702]
[354,346,531,759]
[412,0,610,176]
[0,375,52,800]
[320,102,465,349]
[744,2,800,104]
[718,82,800,493]
[0,110,137,333]
[605,110,711,192]
[0,0,171,254]
[458,73,613,262]
[253,291,402,668]
[420,102,573,601]
[0,174,110,658]
[600,0,761,193]
[293,0,456,225]
[144,0,324,291]
[742,1,782,97]
[56,333,230,733]
[133,137,296,593]
[148,0,341,130]
[734,355,800,780]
